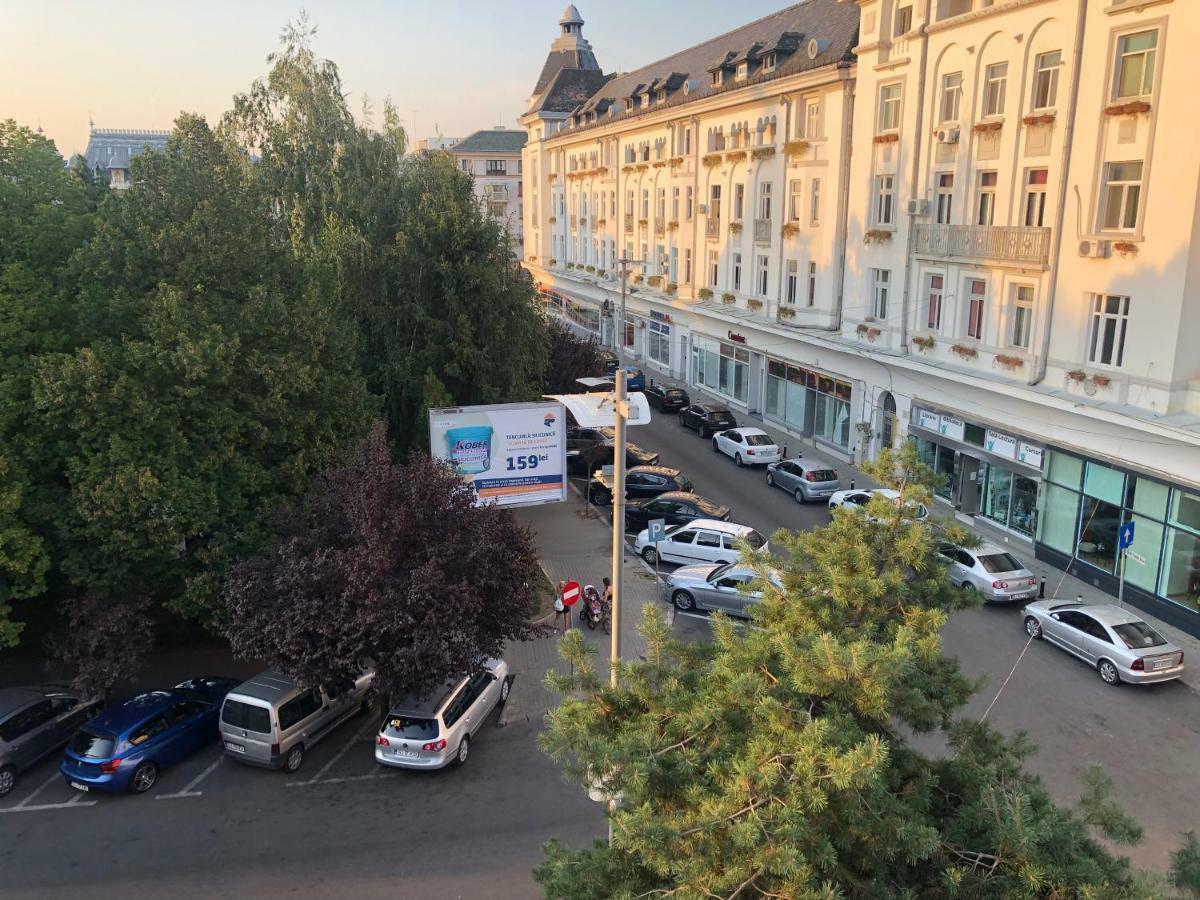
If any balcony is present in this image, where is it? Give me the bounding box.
[754,219,771,244]
[913,224,1051,267]
[705,219,721,240]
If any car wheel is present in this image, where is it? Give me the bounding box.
[960,582,976,594]
[698,425,707,438]
[766,472,774,487]
[1024,616,1042,639]
[589,488,611,506]
[284,744,305,773]
[795,488,806,504]
[712,438,720,453]
[672,590,695,611]
[1098,659,1121,686]
[0,765,15,798]
[452,736,470,767]
[130,761,158,794]
[641,546,658,564]
[499,678,511,705]
[734,453,744,467]
[678,414,687,429]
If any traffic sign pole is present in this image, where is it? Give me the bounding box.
[1117,522,1134,610]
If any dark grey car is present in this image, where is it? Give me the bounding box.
[765,458,840,503]
[0,687,100,798]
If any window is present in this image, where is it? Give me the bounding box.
[965,278,986,340]
[625,190,633,216]
[786,260,798,304]
[1023,168,1048,227]
[459,159,471,173]
[878,83,902,131]
[895,4,913,35]
[672,186,680,219]
[807,262,817,306]
[656,188,666,220]
[1032,51,1062,110]
[685,186,694,220]
[926,274,944,329]
[977,171,997,226]
[810,178,821,225]
[875,175,895,226]
[0,700,55,742]
[788,180,802,221]
[486,159,506,175]
[872,269,891,319]
[733,253,742,291]
[684,248,692,282]
[734,183,745,220]
[710,184,721,220]
[981,63,1008,117]
[936,172,954,224]
[804,99,821,139]
[682,127,692,154]
[1114,30,1157,100]
[763,52,777,74]
[757,254,769,296]
[488,202,506,218]
[711,70,723,88]
[1088,294,1130,367]
[758,182,772,220]
[708,250,719,286]
[129,714,169,746]
[940,72,962,122]
[736,62,749,81]
[641,189,649,218]
[1101,161,1143,232]
[1010,285,1034,349]
[278,689,321,730]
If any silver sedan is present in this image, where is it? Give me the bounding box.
[938,543,1038,602]
[661,563,782,617]
[1021,600,1185,686]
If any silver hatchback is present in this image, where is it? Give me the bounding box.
[766,457,840,503]
[0,687,101,798]
[375,659,510,770]
[938,543,1038,602]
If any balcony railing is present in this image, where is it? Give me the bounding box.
[913,224,1051,266]
[754,218,771,244]
[705,219,721,239]
[624,219,634,234]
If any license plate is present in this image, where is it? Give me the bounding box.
[224,741,245,753]
[391,749,419,759]
[1152,659,1175,671]
[70,781,89,792]
[1015,590,1036,600]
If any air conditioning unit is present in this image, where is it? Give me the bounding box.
[698,203,709,215]
[907,198,930,216]
[936,128,960,144]
[1078,240,1110,259]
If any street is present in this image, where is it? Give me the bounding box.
[617,402,1200,872]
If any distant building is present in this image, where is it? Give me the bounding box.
[81,126,170,189]
[414,136,462,153]
[451,127,527,253]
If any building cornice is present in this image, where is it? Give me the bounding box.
[925,0,1056,36]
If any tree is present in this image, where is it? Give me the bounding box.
[224,423,540,702]
[542,318,606,395]
[46,596,155,701]
[1173,832,1200,898]
[536,444,1153,898]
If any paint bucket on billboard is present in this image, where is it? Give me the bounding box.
[445,425,493,474]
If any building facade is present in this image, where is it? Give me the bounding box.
[521,0,1200,638]
[450,128,527,253]
[414,136,463,153]
[81,126,170,189]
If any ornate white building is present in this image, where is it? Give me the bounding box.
[521,0,1200,637]
[450,127,527,253]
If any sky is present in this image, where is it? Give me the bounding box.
[2,0,790,158]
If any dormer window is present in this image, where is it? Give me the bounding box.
[625,99,634,112]
[657,89,667,103]
[641,94,650,109]
[762,53,777,73]
[712,70,723,87]
[736,62,749,81]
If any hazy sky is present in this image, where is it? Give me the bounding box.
[3,1,789,158]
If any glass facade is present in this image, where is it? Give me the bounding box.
[691,335,749,404]
[648,321,670,366]
[980,463,1038,538]
[764,360,852,449]
[1037,449,1200,614]
[914,437,959,501]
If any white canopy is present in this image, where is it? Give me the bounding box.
[545,391,651,427]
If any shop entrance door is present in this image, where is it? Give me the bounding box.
[957,455,982,513]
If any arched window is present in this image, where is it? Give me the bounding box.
[880,392,898,448]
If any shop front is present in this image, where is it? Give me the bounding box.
[909,404,1043,540]
[540,288,603,341]
[646,311,673,374]
[763,359,853,453]
[1036,449,1200,636]
[691,332,750,407]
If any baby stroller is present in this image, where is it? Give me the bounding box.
[581,584,610,633]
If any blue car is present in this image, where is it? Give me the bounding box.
[620,366,646,391]
[61,677,239,795]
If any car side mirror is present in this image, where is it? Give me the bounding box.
[1050,613,1060,621]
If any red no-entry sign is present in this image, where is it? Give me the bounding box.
[561,580,581,607]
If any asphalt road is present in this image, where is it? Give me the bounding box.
[623,404,1200,872]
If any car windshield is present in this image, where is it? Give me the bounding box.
[811,469,838,482]
[221,699,271,734]
[383,715,439,740]
[745,531,766,549]
[744,434,774,446]
[978,553,1023,573]
[1111,621,1168,650]
[70,729,115,759]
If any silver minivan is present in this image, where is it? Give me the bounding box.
[219,670,375,773]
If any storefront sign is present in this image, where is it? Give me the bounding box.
[1017,442,1044,469]
[650,310,672,323]
[985,429,1018,460]
[916,409,940,432]
[938,415,965,442]
[727,331,747,344]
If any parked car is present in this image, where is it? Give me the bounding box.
[644,383,689,412]
[619,366,646,391]
[625,491,730,532]
[375,659,510,770]
[219,669,375,773]
[588,464,692,505]
[712,427,783,467]
[662,562,783,616]
[599,350,619,376]
[766,458,840,503]
[566,427,659,476]
[633,519,768,566]
[1021,600,1185,686]
[938,543,1038,602]
[60,678,239,795]
[679,403,737,438]
[828,488,929,522]
[0,687,101,798]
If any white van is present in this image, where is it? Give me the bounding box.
[633,519,768,566]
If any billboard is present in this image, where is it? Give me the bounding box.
[429,401,567,508]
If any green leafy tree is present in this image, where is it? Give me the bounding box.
[536,444,1152,898]
[542,318,606,394]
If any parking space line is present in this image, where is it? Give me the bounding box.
[291,717,376,786]
[155,755,224,800]
[13,770,63,809]
[0,796,97,813]
[287,773,389,787]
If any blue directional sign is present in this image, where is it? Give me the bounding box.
[1119,521,1135,550]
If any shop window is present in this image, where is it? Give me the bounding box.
[1083,461,1125,505]
[1168,489,1200,532]
[1125,515,1164,594]
[1046,450,1083,488]
[1011,475,1038,537]
[1160,527,1200,612]
[1078,496,1121,573]
[1128,476,1169,520]
[1038,483,1081,554]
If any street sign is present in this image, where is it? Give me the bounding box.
[1119,521,1135,550]
[561,580,581,607]
[1126,550,1147,566]
[648,519,667,544]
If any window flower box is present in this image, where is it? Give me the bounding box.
[667,220,679,231]
[867,327,881,341]
[646,275,662,288]
[547,173,558,182]
[1104,100,1151,117]
[784,139,810,158]
[596,269,607,278]
[873,133,899,144]
[622,165,636,174]
[855,323,871,337]
[781,222,800,237]
[638,218,648,227]
[911,335,936,352]
[993,353,1025,371]
[584,265,595,273]
[1022,113,1056,126]
[668,157,684,168]
[863,228,892,244]
[747,298,763,311]
[950,343,978,360]
[1113,241,1138,256]
[527,256,538,263]
[729,221,743,234]
[579,217,588,225]
[702,153,724,168]
[1067,369,1087,383]
[548,258,557,266]
[632,274,644,284]
[565,262,575,269]
[652,161,666,168]
[636,163,649,171]
[973,121,1003,133]
[1091,373,1112,388]
[698,287,713,300]
[547,216,557,223]
[721,292,736,304]
[750,146,776,161]
[666,282,677,295]
[595,218,606,226]
[779,306,796,319]
[724,150,747,162]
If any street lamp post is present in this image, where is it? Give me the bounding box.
[613,256,648,357]
[610,367,626,688]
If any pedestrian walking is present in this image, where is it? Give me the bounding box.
[555,580,571,633]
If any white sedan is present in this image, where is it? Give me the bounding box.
[711,427,782,467]
[827,488,929,522]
